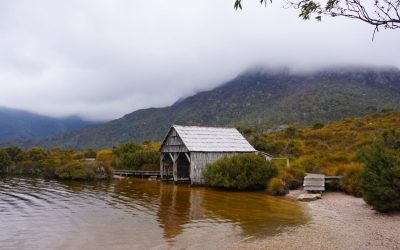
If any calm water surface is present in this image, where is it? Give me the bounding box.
[0,176,308,249]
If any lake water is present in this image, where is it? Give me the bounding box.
[0,176,308,249]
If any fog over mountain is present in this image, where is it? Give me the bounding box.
[11,67,400,150]
[0,1,399,121]
[0,107,93,142]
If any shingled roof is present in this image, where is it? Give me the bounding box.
[169,125,256,152]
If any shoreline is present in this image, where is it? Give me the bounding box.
[229,191,400,250]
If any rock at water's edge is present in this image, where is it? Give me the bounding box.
[297,193,322,202]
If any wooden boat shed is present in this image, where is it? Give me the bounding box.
[160,125,256,184]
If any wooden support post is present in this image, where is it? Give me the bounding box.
[160,153,164,180]
[169,153,174,162]
[171,152,178,182]
[184,152,190,163]
[185,152,191,182]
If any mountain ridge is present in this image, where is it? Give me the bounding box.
[7,66,400,150]
[0,107,96,142]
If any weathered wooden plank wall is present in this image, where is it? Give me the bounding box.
[161,128,188,153]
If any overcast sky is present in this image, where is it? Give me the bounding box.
[0,0,399,121]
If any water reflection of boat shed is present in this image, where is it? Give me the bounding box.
[160,125,256,184]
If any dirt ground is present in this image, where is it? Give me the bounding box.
[228,191,400,250]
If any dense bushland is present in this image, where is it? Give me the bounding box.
[0,140,160,180]
[203,154,278,190]
[0,147,113,180]
[244,111,400,198]
[55,160,112,180]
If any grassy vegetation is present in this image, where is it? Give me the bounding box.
[0,140,161,180]
[267,177,288,196]
[244,111,400,198]
[0,147,112,180]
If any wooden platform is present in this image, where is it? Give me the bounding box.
[113,170,160,178]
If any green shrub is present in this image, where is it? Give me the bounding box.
[14,160,43,175]
[324,152,352,163]
[95,161,113,179]
[281,166,306,189]
[116,150,159,170]
[382,129,400,149]
[0,150,11,172]
[292,155,320,173]
[112,141,159,170]
[55,161,91,180]
[72,152,85,160]
[312,123,324,130]
[84,148,97,158]
[55,160,112,180]
[47,149,74,164]
[285,140,304,157]
[360,142,400,212]
[267,141,286,155]
[339,163,364,197]
[22,148,47,162]
[0,146,113,180]
[96,149,115,166]
[250,135,269,152]
[285,127,298,138]
[4,147,23,162]
[112,141,143,157]
[203,154,278,190]
[40,157,62,178]
[267,178,288,196]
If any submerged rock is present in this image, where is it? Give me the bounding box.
[148,176,158,181]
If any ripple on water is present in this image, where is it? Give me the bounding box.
[0,177,309,249]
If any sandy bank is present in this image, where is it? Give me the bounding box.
[229,191,400,250]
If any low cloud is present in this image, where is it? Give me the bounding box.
[0,0,399,120]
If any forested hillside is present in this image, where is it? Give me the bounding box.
[0,107,93,142]
[16,67,400,150]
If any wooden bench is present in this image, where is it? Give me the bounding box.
[303,173,325,192]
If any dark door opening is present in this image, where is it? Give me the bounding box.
[176,153,190,181]
[162,154,173,180]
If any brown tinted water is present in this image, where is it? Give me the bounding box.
[0,177,309,249]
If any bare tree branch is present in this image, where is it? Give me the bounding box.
[234,0,400,37]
